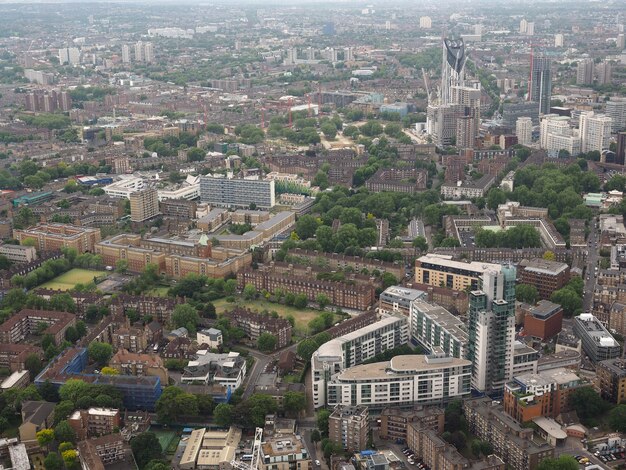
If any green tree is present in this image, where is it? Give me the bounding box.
[297,339,318,361]
[412,236,428,251]
[311,429,321,443]
[295,215,319,240]
[551,289,583,317]
[187,147,207,162]
[569,387,611,426]
[608,404,626,432]
[536,455,579,470]
[131,432,163,469]
[213,403,234,427]
[516,284,539,304]
[317,409,331,436]
[61,449,78,469]
[145,461,170,470]
[44,452,63,470]
[243,284,257,300]
[24,353,43,378]
[54,420,76,443]
[283,391,306,416]
[294,294,308,309]
[316,293,330,310]
[88,342,113,367]
[321,122,337,139]
[115,259,129,273]
[36,428,55,447]
[58,442,74,453]
[258,332,277,352]
[171,304,201,334]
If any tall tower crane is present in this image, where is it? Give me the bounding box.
[231,428,263,470]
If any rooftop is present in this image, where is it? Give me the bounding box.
[417,253,502,274]
[336,354,471,381]
[520,258,569,276]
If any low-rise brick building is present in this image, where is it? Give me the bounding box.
[238,265,376,311]
[224,308,292,349]
[518,258,570,300]
[0,309,76,345]
[521,300,564,341]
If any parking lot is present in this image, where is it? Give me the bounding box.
[400,446,431,470]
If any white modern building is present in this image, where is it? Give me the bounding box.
[580,112,612,153]
[103,176,145,198]
[181,351,246,390]
[540,114,581,156]
[516,117,533,146]
[197,328,223,349]
[311,313,409,408]
[157,184,200,201]
[325,354,471,408]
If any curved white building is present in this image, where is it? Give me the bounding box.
[326,354,471,408]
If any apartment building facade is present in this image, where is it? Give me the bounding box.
[224,308,292,349]
[328,405,369,452]
[13,223,101,254]
[463,397,555,470]
[325,354,472,408]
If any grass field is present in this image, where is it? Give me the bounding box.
[146,286,170,297]
[213,298,339,334]
[39,268,108,291]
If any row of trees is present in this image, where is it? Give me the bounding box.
[474,225,541,249]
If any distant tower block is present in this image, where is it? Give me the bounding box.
[419,16,432,29]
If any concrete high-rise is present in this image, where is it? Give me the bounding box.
[122,45,131,64]
[516,117,533,146]
[456,115,476,149]
[467,265,517,393]
[580,112,612,153]
[554,34,564,47]
[419,16,432,29]
[519,19,528,34]
[576,59,594,85]
[596,60,612,85]
[526,22,535,36]
[134,42,144,62]
[129,188,159,223]
[144,43,154,63]
[530,56,551,115]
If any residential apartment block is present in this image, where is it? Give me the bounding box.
[415,253,503,292]
[238,264,376,311]
[13,223,101,254]
[0,244,36,264]
[504,368,587,423]
[200,175,275,209]
[409,299,468,358]
[109,350,169,384]
[379,406,444,442]
[0,309,76,345]
[463,397,555,470]
[68,408,121,441]
[325,354,472,408]
[224,308,292,350]
[596,358,626,404]
[260,433,310,470]
[77,434,132,470]
[312,313,409,408]
[328,405,369,452]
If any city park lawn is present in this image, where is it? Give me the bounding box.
[146,286,170,297]
[212,297,340,335]
[39,268,108,291]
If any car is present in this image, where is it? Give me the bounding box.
[315,460,321,466]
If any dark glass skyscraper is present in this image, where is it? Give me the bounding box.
[530,56,552,115]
